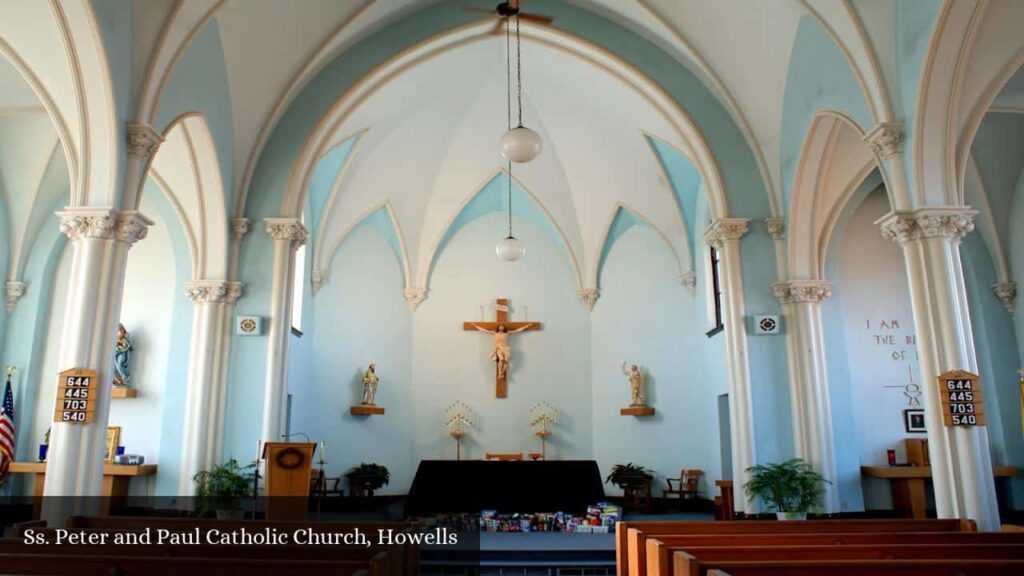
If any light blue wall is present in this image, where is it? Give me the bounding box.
[780,16,873,210]
[2,222,65,496]
[308,138,359,240]
[894,0,943,198]
[141,180,196,495]
[972,114,1024,255]
[821,172,884,512]
[593,224,727,496]
[647,136,701,263]
[89,0,133,206]
[962,235,1024,510]
[1013,169,1024,406]
[155,20,235,210]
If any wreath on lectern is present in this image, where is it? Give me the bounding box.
[275,447,306,470]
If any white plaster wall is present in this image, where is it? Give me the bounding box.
[837,192,920,510]
[591,226,723,496]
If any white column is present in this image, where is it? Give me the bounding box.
[260,218,307,442]
[179,281,243,494]
[705,218,757,514]
[42,210,152,505]
[773,280,840,514]
[877,207,1000,531]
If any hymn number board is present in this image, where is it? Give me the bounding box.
[937,370,986,427]
[53,368,98,424]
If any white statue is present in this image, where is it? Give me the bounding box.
[361,363,379,405]
[622,362,646,406]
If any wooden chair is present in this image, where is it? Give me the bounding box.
[310,469,343,497]
[665,469,703,500]
[485,452,523,461]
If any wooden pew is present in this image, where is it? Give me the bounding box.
[636,530,1024,548]
[617,519,974,576]
[0,554,379,576]
[672,556,1024,576]
[648,542,1024,576]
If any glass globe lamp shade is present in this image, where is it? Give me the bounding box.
[496,236,525,261]
[500,126,543,163]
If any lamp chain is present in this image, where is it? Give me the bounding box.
[516,15,523,127]
[505,15,514,238]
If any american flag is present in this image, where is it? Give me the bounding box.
[0,370,15,484]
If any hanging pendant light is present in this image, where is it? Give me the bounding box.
[497,16,525,262]
[500,13,542,163]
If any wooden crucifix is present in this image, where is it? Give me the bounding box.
[463,298,541,398]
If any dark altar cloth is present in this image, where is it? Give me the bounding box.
[404,460,606,517]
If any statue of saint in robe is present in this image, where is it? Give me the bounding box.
[361,363,379,405]
[113,323,133,387]
[622,362,645,406]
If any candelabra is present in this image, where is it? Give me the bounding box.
[530,401,557,460]
[445,401,473,461]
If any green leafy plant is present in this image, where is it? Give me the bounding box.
[346,463,390,490]
[193,459,254,514]
[605,463,654,488]
[743,458,829,513]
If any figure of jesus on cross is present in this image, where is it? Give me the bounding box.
[464,298,541,398]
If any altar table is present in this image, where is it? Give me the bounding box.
[405,460,605,517]
[861,465,1018,519]
[10,461,158,515]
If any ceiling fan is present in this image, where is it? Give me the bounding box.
[464,1,555,35]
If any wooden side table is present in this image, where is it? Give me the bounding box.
[622,479,652,513]
[715,480,735,521]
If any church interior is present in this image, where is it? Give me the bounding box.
[2,0,1024,574]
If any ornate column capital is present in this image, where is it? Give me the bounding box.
[993,282,1017,315]
[56,208,118,240]
[864,122,904,159]
[578,288,600,311]
[5,281,27,313]
[56,208,153,245]
[679,271,697,290]
[875,207,976,245]
[704,218,750,248]
[764,218,785,241]
[231,218,251,242]
[403,287,427,311]
[126,123,164,160]
[185,280,244,304]
[264,218,308,250]
[115,210,154,245]
[772,280,832,304]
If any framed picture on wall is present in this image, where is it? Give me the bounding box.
[105,426,121,463]
[904,409,926,433]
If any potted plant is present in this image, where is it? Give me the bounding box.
[346,463,390,497]
[743,458,829,520]
[193,458,254,519]
[605,463,654,489]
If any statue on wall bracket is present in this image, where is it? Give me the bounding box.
[620,361,655,417]
[113,324,134,387]
[351,363,384,416]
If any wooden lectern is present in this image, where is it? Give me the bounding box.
[262,442,316,520]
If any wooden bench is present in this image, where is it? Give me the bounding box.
[0,554,378,576]
[636,530,1024,548]
[617,519,974,576]
[649,543,1024,576]
[674,557,1024,576]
